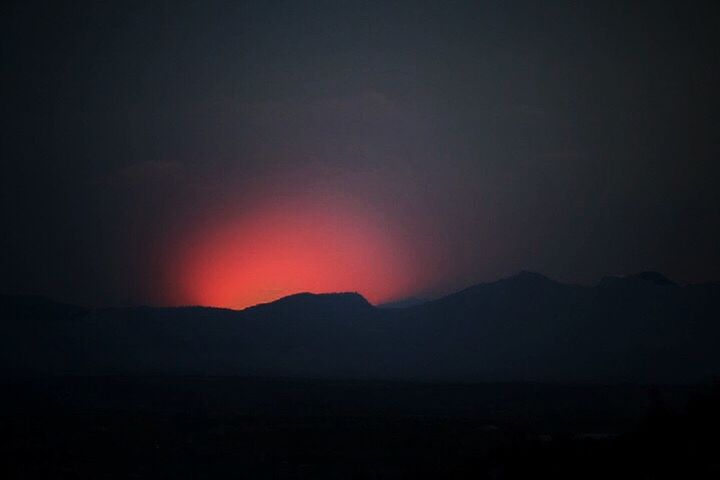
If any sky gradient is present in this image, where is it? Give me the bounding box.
[2,0,719,308]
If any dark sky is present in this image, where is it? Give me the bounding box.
[2,0,719,308]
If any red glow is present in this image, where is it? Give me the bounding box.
[168,195,420,309]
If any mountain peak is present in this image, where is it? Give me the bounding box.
[507,271,555,283]
[625,271,677,286]
[245,291,373,313]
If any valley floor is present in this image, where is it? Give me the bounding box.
[1,376,717,479]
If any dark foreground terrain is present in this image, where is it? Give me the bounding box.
[2,274,719,477]
[2,376,719,479]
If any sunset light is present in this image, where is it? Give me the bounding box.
[171,196,418,309]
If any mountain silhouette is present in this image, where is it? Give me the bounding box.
[600,271,679,288]
[378,297,429,309]
[625,271,678,286]
[246,292,373,316]
[0,294,88,321]
[1,272,719,383]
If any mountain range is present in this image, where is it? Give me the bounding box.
[2,271,719,384]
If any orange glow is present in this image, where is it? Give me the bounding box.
[168,195,420,309]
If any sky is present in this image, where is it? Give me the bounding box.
[2,0,719,308]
